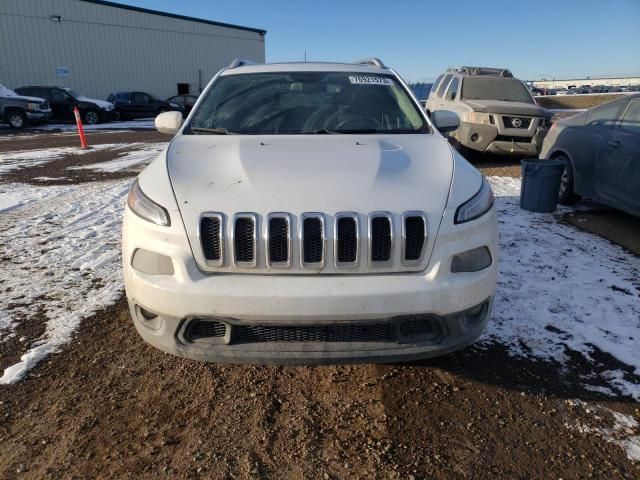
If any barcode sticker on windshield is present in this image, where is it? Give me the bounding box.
[348,76,393,86]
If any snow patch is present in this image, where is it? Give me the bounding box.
[485,176,640,400]
[0,143,126,174]
[68,143,166,172]
[566,399,640,462]
[0,180,131,384]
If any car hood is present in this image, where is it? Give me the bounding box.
[77,96,113,109]
[167,134,455,272]
[464,99,547,116]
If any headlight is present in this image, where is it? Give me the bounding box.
[127,179,170,226]
[27,103,39,111]
[455,177,495,224]
[469,112,494,125]
[101,104,114,111]
[169,102,180,108]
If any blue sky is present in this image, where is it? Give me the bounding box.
[121,0,639,82]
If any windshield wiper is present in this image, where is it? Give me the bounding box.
[189,127,232,135]
[333,128,379,134]
[298,128,336,134]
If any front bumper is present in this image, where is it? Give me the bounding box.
[455,120,546,156]
[26,110,51,124]
[122,202,499,364]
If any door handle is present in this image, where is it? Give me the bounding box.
[608,139,621,148]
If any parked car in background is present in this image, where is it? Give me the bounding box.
[425,66,551,156]
[107,91,183,120]
[540,94,640,217]
[166,94,198,117]
[14,86,115,125]
[0,84,51,129]
[123,58,498,364]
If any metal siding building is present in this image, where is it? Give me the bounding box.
[0,0,266,99]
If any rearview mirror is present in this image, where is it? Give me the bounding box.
[155,111,183,135]
[431,110,460,133]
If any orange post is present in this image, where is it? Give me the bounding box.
[73,107,89,150]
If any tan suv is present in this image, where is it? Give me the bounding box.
[425,67,551,156]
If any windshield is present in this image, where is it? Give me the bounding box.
[188,71,428,134]
[63,88,82,99]
[461,77,535,104]
[0,84,17,97]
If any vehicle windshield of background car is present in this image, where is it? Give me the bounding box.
[0,85,19,97]
[188,71,428,134]
[462,77,535,104]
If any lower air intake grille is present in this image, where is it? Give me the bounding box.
[337,216,358,263]
[201,217,221,261]
[371,217,392,262]
[268,217,289,263]
[404,216,425,261]
[185,316,442,345]
[234,217,255,263]
[186,320,226,341]
[398,316,440,341]
[302,217,323,264]
[234,323,395,343]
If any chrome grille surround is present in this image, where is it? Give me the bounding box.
[368,211,394,268]
[300,212,326,269]
[265,212,291,268]
[401,211,428,267]
[198,212,225,267]
[232,213,257,268]
[334,212,360,268]
[197,211,429,273]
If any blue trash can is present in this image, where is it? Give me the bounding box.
[520,159,565,213]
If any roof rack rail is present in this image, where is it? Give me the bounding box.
[447,66,513,78]
[227,58,257,69]
[355,57,387,69]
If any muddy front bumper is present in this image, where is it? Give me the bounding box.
[455,121,546,156]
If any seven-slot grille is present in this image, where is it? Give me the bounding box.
[336,214,358,265]
[403,214,426,262]
[370,214,392,263]
[268,215,290,265]
[200,215,222,262]
[302,215,324,265]
[234,215,256,264]
[199,212,428,271]
[502,116,531,129]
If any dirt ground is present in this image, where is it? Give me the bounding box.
[1,130,639,479]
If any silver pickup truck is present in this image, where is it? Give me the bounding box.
[0,84,51,129]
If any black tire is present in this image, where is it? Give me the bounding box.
[7,110,26,130]
[555,154,581,205]
[84,109,100,125]
[113,110,121,122]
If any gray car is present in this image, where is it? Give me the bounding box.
[540,94,640,217]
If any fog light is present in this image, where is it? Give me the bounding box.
[134,305,162,330]
[139,307,158,320]
[470,133,479,142]
[462,300,489,328]
[131,248,174,275]
[451,246,492,273]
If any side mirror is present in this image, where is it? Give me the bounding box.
[155,111,183,135]
[432,110,460,133]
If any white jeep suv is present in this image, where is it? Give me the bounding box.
[426,67,551,156]
[122,58,498,364]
